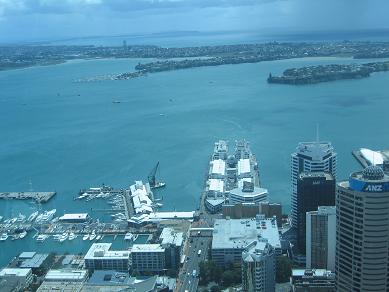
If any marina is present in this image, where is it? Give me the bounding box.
[0,192,56,203]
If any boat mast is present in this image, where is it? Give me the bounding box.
[148,162,159,187]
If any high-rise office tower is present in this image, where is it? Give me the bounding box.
[291,141,337,229]
[336,165,389,292]
[242,241,275,292]
[296,173,335,254]
[306,206,336,271]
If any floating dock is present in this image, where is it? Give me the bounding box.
[0,192,56,203]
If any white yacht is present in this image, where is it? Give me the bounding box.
[59,232,68,242]
[89,230,96,241]
[28,211,39,222]
[0,233,9,241]
[36,234,49,242]
[124,232,134,241]
[82,234,89,241]
[96,234,101,241]
[19,231,27,239]
[68,233,77,241]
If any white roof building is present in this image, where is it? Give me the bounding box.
[212,217,281,251]
[211,159,226,176]
[130,181,153,214]
[84,243,129,261]
[208,179,225,193]
[159,228,184,247]
[44,269,88,282]
[238,159,251,176]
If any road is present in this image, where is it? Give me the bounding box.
[177,233,212,292]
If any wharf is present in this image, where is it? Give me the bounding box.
[352,149,389,168]
[0,191,56,203]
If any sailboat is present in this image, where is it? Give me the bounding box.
[148,162,166,189]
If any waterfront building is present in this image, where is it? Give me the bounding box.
[129,181,153,214]
[222,202,282,227]
[211,216,281,266]
[0,268,33,290]
[228,181,268,205]
[306,206,336,271]
[131,244,166,273]
[295,172,335,255]
[242,241,275,292]
[291,141,337,228]
[291,269,335,292]
[84,243,129,273]
[336,165,389,292]
[15,252,50,273]
[159,227,184,270]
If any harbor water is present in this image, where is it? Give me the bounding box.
[1,52,389,265]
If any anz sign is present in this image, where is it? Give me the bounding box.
[350,177,389,193]
[364,184,383,192]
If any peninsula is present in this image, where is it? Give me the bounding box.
[267,61,389,85]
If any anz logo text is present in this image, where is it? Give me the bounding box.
[365,184,383,192]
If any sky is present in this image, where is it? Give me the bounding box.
[0,0,389,43]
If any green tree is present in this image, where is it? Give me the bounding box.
[210,285,221,292]
[276,256,292,283]
[221,270,235,287]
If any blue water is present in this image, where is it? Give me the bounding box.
[1,54,389,266]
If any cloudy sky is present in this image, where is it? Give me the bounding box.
[0,0,388,43]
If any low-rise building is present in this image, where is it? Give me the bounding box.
[291,269,335,292]
[131,244,166,273]
[0,268,33,291]
[84,243,130,273]
[212,216,281,266]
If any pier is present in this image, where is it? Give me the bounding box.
[0,192,56,203]
[352,149,389,168]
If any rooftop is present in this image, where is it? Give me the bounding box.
[45,269,88,281]
[0,268,31,277]
[159,228,184,247]
[230,185,268,199]
[208,179,225,193]
[84,243,129,260]
[211,159,226,176]
[212,217,281,250]
[295,141,335,160]
[131,244,165,253]
[19,252,36,259]
[237,159,251,175]
[20,253,49,268]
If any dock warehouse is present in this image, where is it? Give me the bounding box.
[59,213,90,223]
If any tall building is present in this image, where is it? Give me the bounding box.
[306,206,336,271]
[242,241,275,292]
[336,165,389,292]
[291,141,337,228]
[296,173,335,254]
